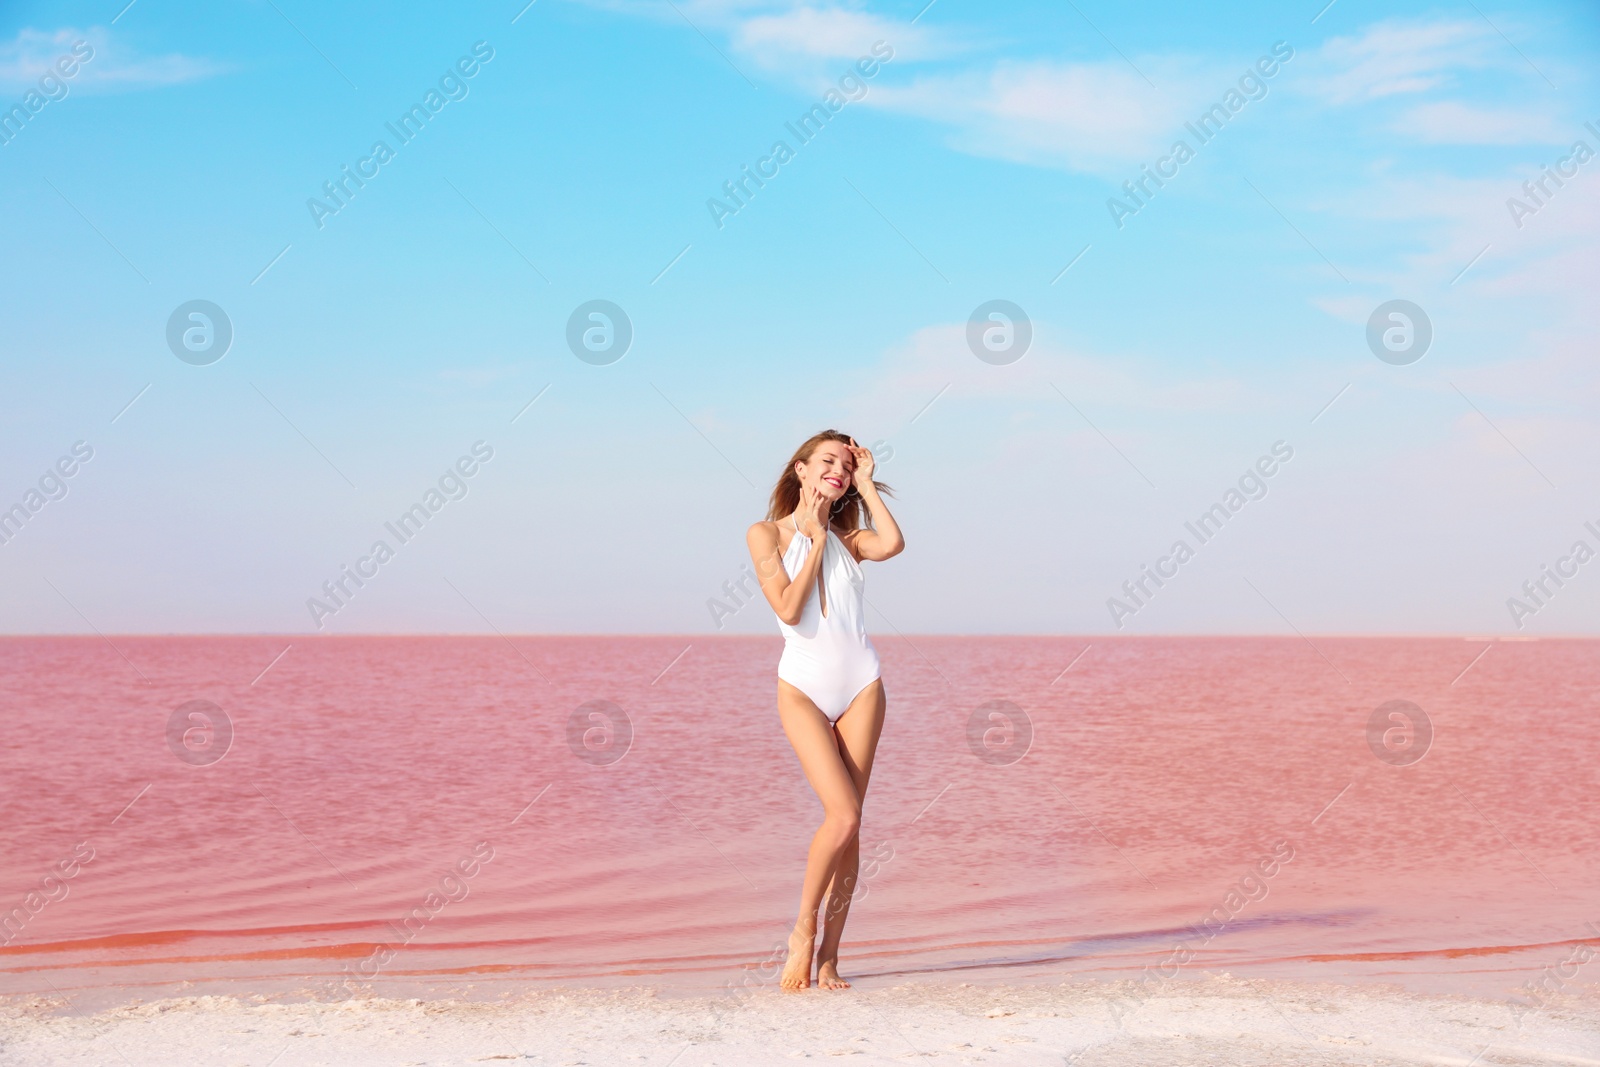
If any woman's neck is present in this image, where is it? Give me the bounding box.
[790,502,828,534]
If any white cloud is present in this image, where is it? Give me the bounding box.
[1303,18,1501,104]
[1316,163,1599,294]
[1309,294,1375,324]
[1395,101,1570,145]
[575,2,1284,177]
[865,58,1205,177]
[0,27,225,92]
[568,0,774,20]
[1296,160,1600,438]
[571,0,938,57]
[732,5,939,62]
[708,3,1191,176]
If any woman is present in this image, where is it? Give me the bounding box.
[746,431,904,991]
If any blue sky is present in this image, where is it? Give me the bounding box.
[1,0,1597,635]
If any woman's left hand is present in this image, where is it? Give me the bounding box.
[847,438,875,491]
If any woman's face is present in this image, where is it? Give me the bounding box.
[797,441,855,502]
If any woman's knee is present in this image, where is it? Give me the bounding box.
[821,807,861,846]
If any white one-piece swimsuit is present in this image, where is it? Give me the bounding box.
[776,516,881,722]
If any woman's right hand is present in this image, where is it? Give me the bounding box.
[796,484,828,541]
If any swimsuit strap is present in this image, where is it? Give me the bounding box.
[791,513,826,547]
[794,514,828,536]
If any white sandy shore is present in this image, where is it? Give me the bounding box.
[2,976,1597,1066]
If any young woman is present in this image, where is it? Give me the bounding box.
[745,431,904,991]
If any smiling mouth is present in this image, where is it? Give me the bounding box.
[823,477,842,488]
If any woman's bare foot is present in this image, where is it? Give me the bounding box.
[780,927,813,991]
[816,958,850,990]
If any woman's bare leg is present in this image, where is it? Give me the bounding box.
[775,679,865,991]
[816,679,885,990]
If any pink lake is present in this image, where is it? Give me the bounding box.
[0,635,1594,1010]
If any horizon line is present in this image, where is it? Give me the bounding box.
[0,631,1582,640]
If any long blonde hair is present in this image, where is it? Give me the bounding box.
[765,430,893,530]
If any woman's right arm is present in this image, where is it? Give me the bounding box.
[747,520,827,626]
[749,486,830,626]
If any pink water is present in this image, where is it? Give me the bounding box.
[1,635,1595,1008]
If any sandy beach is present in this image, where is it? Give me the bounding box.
[4,976,1598,1066]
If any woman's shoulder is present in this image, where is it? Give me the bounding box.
[834,524,866,560]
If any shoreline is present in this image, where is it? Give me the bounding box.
[3,975,1597,1066]
[5,937,1590,1019]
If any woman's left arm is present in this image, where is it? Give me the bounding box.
[845,440,904,562]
